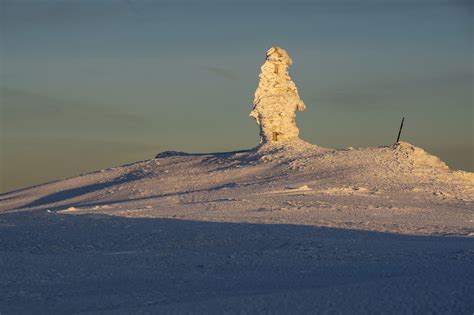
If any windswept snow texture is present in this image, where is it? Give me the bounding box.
[1,142,473,313]
[250,46,306,144]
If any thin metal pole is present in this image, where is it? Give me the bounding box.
[395,117,405,144]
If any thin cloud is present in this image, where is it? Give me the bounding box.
[2,87,152,133]
[314,70,472,111]
[205,66,239,81]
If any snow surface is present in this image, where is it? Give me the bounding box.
[0,141,473,313]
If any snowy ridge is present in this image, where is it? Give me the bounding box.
[1,141,472,236]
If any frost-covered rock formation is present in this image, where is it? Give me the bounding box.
[250,47,306,144]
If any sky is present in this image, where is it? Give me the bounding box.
[1,0,473,192]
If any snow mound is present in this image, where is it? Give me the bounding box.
[252,138,328,162]
[391,142,449,171]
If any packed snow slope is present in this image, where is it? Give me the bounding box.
[1,141,473,313]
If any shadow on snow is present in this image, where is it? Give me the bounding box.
[0,211,473,313]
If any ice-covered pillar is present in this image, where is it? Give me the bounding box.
[250,47,306,144]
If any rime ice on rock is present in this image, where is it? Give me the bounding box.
[250,47,306,144]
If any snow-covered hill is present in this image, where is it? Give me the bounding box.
[2,141,472,235]
[1,141,473,313]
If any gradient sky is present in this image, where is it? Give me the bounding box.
[1,0,473,192]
